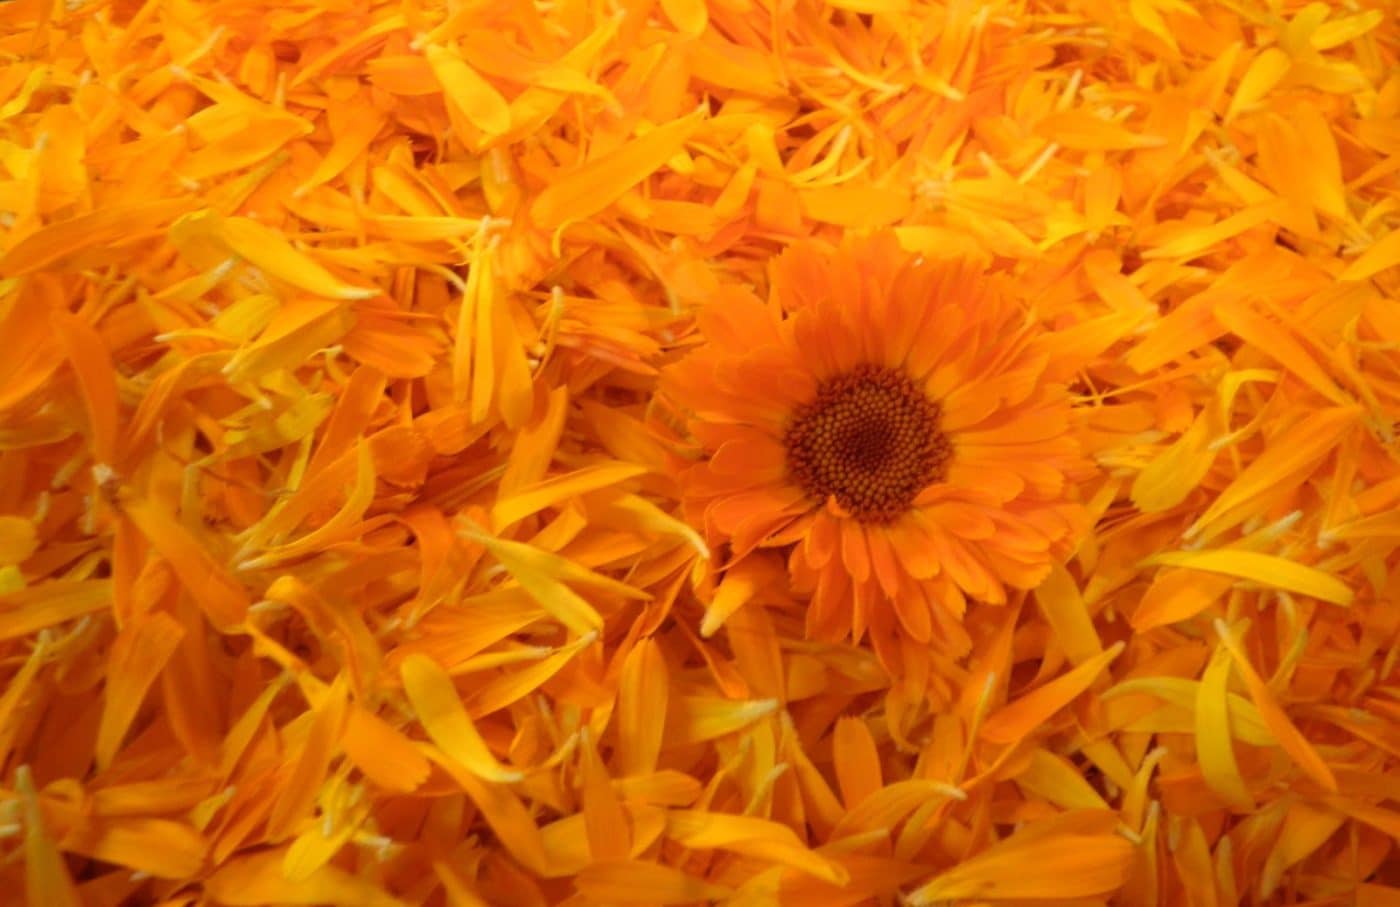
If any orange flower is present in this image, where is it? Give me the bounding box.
[663,233,1092,664]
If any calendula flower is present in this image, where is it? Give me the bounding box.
[662,232,1091,663]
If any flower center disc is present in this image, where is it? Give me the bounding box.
[784,364,951,523]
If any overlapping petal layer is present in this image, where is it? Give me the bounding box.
[0,0,1398,904]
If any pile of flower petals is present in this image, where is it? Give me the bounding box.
[1,0,1399,904]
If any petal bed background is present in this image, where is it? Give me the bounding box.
[1,0,1399,904]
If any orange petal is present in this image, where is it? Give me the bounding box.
[18,766,81,907]
[833,717,883,810]
[1186,407,1357,541]
[95,612,184,770]
[906,831,1134,903]
[616,639,669,775]
[51,310,121,465]
[1131,568,1235,631]
[266,676,350,841]
[342,706,431,794]
[575,861,731,904]
[205,849,402,906]
[981,642,1124,744]
[1213,620,1337,793]
[580,727,630,861]
[532,107,705,226]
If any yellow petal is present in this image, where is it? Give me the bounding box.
[688,37,785,98]
[491,462,647,531]
[666,696,778,745]
[1015,748,1110,811]
[178,211,378,299]
[1311,9,1385,48]
[1196,644,1255,810]
[401,653,522,782]
[486,556,602,635]
[460,525,648,632]
[453,235,489,407]
[1214,620,1337,792]
[666,811,848,884]
[831,779,965,839]
[1141,200,1288,261]
[459,29,617,103]
[0,580,113,641]
[1343,228,1400,281]
[1129,0,1181,54]
[223,298,357,385]
[0,199,193,276]
[1224,47,1290,123]
[1131,409,1216,513]
[1141,550,1352,605]
[540,804,668,876]
[467,636,589,716]
[432,859,492,907]
[613,771,703,806]
[424,43,511,135]
[0,516,38,567]
[600,493,708,559]
[18,766,81,907]
[180,114,309,182]
[290,14,409,85]
[825,0,910,10]
[1324,798,1400,842]
[265,575,382,698]
[499,387,569,494]
[267,676,350,841]
[658,0,707,35]
[0,291,63,413]
[1033,563,1103,664]
[283,800,368,883]
[700,557,761,638]
[238,440,377,570]
[1102,676,1274,746]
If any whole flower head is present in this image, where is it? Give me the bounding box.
[661,232,1093,667]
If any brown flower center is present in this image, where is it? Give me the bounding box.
[783,364,950,523]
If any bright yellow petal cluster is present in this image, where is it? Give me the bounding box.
[1,0,1398,904]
